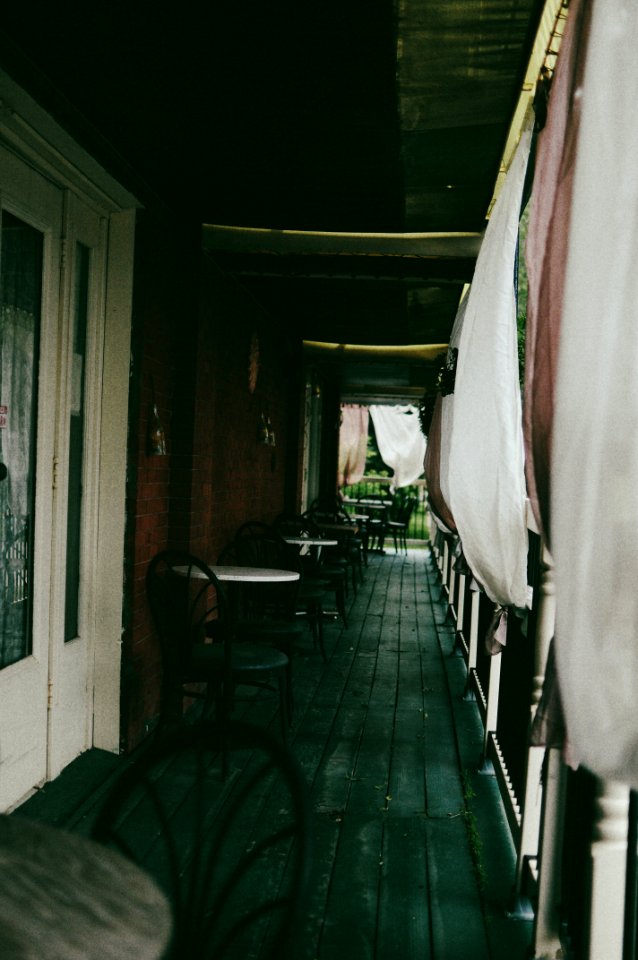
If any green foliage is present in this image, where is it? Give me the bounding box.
[461,770,487,892]
[365,420,389,476]
[517,203,530,390]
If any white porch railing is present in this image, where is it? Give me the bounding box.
[426,501,632,960]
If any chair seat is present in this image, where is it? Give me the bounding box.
[235,618,304,640]
[147,551,292,748]
[189,641,288,675]
[298,583,328,602]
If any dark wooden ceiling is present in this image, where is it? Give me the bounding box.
[1,0,548,401]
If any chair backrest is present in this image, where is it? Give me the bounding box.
[273,513,326,576]
[146,551,230,705]
[306,498,352,526]
[399,496,419,524]
[235,520,274,539]
[233,532,301,619]
[92,719,312,960]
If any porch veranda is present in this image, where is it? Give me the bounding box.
[16,548,530,959]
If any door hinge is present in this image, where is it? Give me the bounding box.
[52,456,60,490]
[47,679,54,709]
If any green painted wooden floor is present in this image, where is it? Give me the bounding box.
[17,547,532,959]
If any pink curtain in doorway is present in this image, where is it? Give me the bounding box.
[338,404,369,487]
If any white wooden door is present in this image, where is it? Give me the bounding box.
[0,142,63,809]
[0,139,120,808]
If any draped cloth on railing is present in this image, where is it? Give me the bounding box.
[369,405,425,490]
[524,0,587,543]
[439,292,468,522]
[338,404,369,487]
[423,394,456,532]
[551,0,638,788]
[445,123,532,610]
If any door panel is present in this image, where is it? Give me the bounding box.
[47,194,107,779]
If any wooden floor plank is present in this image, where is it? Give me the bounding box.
[318,815,384,960]
[426,817,491,960]
[388,707,427,817]
[18,548,532,960]
[377,817,431,959]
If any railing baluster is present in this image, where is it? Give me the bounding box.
[463,585,481,700]
[586,779,630,960]
[455,571,466,646]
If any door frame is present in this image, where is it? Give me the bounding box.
[0,67,139,800]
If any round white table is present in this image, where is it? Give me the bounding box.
[282,536,338,559]
[0,814,171,960]
[210,565,300,583]
[282,537,338,548]
[176,564,299,583]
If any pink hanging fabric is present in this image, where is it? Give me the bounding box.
[524,0,589,542]
[338,404,369,487]
[423,394,456,532]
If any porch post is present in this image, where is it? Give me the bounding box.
[480,652,502,769]
[532,748,569,959]
[448,556,457,621]
[441,536,449,594]
[511,540,555,914]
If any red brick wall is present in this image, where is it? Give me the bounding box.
[121,218,303,749]
[189,255,293,562]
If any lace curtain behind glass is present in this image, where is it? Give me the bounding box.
[0,212,42,667]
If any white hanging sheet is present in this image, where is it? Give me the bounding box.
[369,405,426,490]
[551,0,638,786]
[446,124,531,610]
[338,404,369,487]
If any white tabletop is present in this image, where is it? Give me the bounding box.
[211,565,300,583]
[283,537,338,547]
[0,815,171,960]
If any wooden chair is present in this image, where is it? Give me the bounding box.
[146,551,290,742]
[217,536,304,717]
[274,512,349,628]
[386,496,418,554]
[92,719,312,959]
[233,527,329,661]
[305,499,365,592]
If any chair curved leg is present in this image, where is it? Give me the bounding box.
[336,583,348,628]
[279,674,289,741]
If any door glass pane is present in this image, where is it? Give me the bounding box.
[64,242,89,642]
[0,212,43,668]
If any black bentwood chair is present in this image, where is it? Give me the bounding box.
[92,719,312,960]
[233,527,329,662]
[146,551,290,742]
[386,495,418,554]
